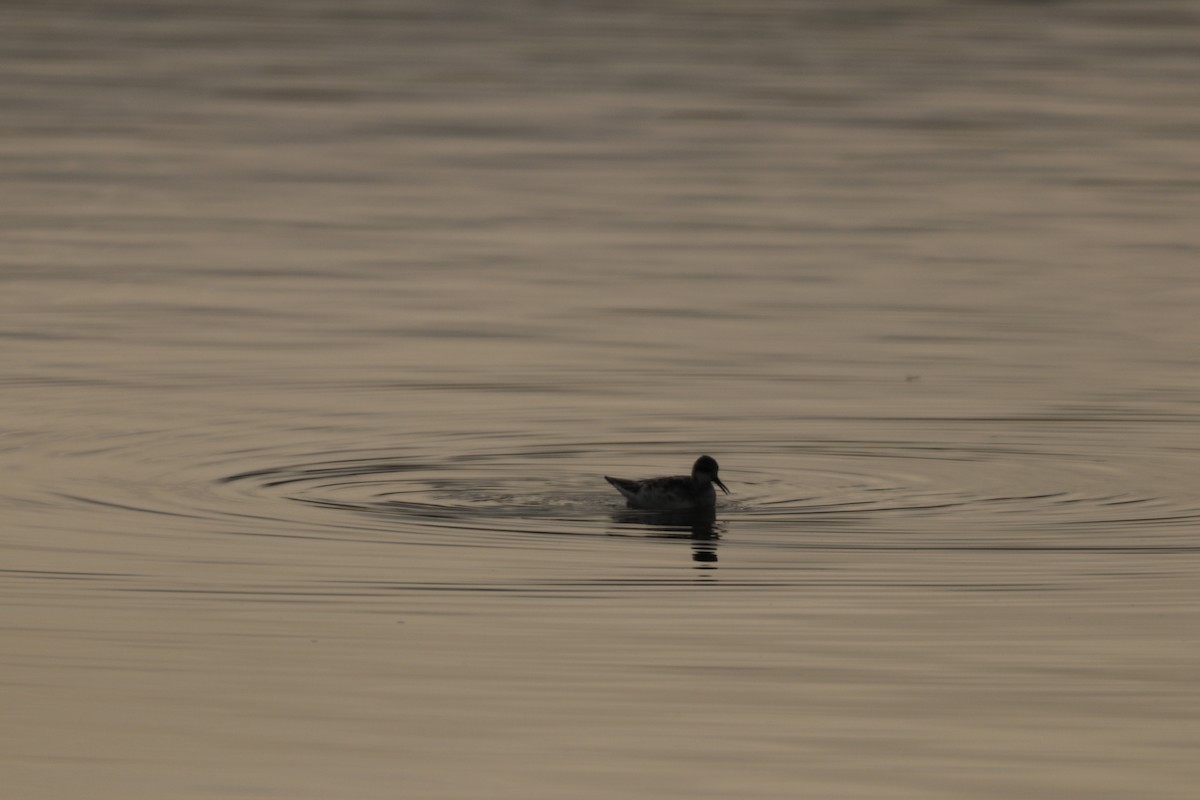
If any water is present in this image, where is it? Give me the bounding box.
[4,2,1200,798]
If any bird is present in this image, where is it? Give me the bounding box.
[605,455,730,510]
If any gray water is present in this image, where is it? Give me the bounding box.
[4,2,1200,798]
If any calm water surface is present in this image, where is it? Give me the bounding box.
[3,2,1200,798]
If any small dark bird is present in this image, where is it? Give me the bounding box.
[605,455,730,510]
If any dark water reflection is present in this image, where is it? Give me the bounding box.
[3,2,1200,798]
[610,507,722,566]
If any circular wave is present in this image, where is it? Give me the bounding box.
[211,428,1200,553]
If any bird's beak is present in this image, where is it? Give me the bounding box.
[715,477,730,494]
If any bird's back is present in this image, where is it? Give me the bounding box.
[605,474,709,510]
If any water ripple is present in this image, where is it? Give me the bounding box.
[210,426,1200,553]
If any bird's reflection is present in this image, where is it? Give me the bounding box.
[610,507,723,567]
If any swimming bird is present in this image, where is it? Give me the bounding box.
[605,455,730,510]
